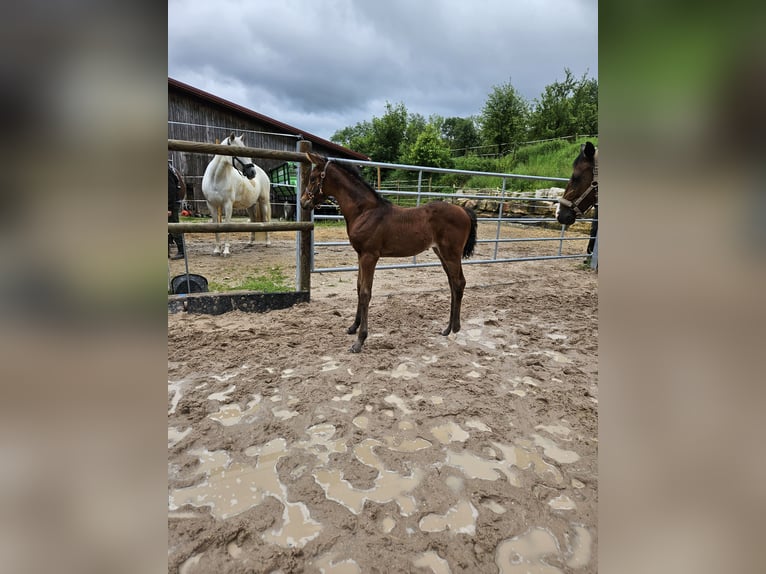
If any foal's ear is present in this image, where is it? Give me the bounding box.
[583,142,596,160]
[306,152,326,167]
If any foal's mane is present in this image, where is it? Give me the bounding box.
[332,161,391,206]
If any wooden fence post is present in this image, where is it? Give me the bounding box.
[297,140,313,293]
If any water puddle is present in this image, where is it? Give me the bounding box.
[383,394,413,415]
[208,395,262,427]
[548,495,577,511]
[530,434,580,464]
[226,540,242,559]
[430,422,469,444]
[168,426,192,448]
[566,525,593,568]
[445,438,568,486]
[534,424,572,440]
[207,384,236,402]
[314,552,362,574]
[419,500,478,535]
[380,516,396,533]
[333,384,362,402]
[178,552,203,574]
[169,443,322,547]
[495,527,562,574]
[168,379,187,415]
[412,551,452,574]
[465,420,492,433]
[313,438,423,516]
[375,362,420,380]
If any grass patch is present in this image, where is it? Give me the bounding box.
[208,266,292,293]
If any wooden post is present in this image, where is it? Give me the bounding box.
[297,140,313,294]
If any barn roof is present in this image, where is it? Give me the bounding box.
[168,77,369,161]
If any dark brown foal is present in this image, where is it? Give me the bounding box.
[300,153,477,353]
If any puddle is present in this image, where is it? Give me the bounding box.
[169,443,322,547]
[178,552,203,574]
[495,527,562,574]
[530,434,580,464]
[412,551,452,574]
[465,420,492,432]
[208,395,262,427]
[535,424,572,440]
[480,498,506,514]
[548,495,577,510]
[383,394,413,415]
[430,422,469,444]
[207,384,236,402]
[313,438,423,516]
[272,408,299,421]
[352,416,369,429]
[566,525,593,568]
[445,438,566,486]
[333,385,362,402]
[419,500,478,535]
[168,426,192,448]
[380,516,396,533]
[226,541,242,559]
[168,379,187,415]
[314,552,362,574]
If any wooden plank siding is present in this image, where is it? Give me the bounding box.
[168,77,369,215]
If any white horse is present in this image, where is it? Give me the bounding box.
[201,133,272,256]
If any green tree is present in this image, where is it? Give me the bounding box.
[479,80,529,156]
[528,69,598,140]
[402,124,453,168]
[441,116,480,156]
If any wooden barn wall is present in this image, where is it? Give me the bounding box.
[168,88,345,204]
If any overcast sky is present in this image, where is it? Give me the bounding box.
[168,0,597,142]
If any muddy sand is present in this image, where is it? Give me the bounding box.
[168,222,598,573]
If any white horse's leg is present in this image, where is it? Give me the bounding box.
[209,203,222,255]
[246,205,257,245]
[261,193,272,245]
[222,201,233,257]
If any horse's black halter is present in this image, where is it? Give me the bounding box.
[232,156,256,177]
[559,150,598,216]
[304,160,333,205]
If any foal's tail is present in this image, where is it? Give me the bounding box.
[462,207,478,259]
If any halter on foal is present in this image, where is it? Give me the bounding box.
[301,153,478,353]
[556,141,598,226]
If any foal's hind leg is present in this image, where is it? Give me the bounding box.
[349,253,378,353]
[433,247,467,336]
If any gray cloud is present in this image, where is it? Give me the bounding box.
[169,0,597,140]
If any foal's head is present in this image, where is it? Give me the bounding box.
[223,132,257,179]
[556,142,598,226]
[300,152,331,210]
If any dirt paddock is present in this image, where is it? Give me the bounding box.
[168,222,598,573]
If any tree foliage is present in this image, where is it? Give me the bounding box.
[402,124,453,168]
[479,80,530,155]
[330,70,597,169]
[528,69,598,140]
[441,116,481,156]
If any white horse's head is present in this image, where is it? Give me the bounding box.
[223,133,257,179]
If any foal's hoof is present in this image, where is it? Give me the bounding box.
[347,326,358,335]
[349,342,363,353]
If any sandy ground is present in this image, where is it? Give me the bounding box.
[168,221,598,573]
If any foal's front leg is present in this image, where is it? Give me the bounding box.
[349,253,378,353]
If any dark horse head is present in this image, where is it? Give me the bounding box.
[300,152,331,210]
[557,142,598,226]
